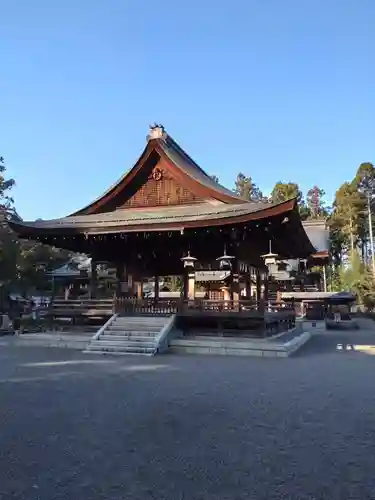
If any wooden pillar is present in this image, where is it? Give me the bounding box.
[90,259,98,298]
[187,271,195,300]
[221,285,230,302]
[256,269,262,304]
[263,270,269,302]
[182,273,187,300]
[232,279,239,303]
[72,281,80,299]
[116,263,132,297]
[115,263,123,297]
[154,275,159,300]
[181,253,197,304]
[323,264,327,292]
[244,271,251,299]
[136,281,143,299]
[127,273,133,296]
[228,258,239,304]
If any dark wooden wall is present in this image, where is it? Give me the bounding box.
[122,160,205,208]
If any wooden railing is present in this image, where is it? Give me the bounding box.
[114,298,295,316]
[50,298,114,316]
[115,298,180,316]
[188,299,257,312]
[46,299,114,327]
[266,302,295,313]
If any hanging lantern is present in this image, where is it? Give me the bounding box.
[261,240,279,269]
[181,251,197,269]
[216,244,235,270]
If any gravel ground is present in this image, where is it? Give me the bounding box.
[1,325,375,500]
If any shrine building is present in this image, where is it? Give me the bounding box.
[10,124,316,314]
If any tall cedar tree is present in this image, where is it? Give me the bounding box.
[234,173,264,201]
[270,181,309,219]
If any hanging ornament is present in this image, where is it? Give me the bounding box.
[181,251,197,268]
[216,244,235,270]
[261,240,279,271]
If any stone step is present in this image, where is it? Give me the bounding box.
[100,331,158,341]
[89,340,155,348]
[113,318,166,326]
[99,335,157,344]
[91,338,156,346]
[115,316,167,323]
[86,344,155,355]
[107,325,160,333]
[107,323,163,332]
[106,328,159,336]
[83,349,152,356]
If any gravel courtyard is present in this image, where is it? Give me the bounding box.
[1,326,375,500]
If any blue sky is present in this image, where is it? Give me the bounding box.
[1,0,374,220]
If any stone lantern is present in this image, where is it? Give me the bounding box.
[261,240,279,311]
[216,245,235,302]
[181,252,197,300]
[261,240,279,271]
[216,245,235,270]
[181,251,197,269]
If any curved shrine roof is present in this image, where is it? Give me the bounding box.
[10,199,296,233]
[73,126,244,216]
[160,134,241,202]
[9,124,317,258]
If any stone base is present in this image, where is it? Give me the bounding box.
[8,333,91,350]
[169,331,311,357]
[325,319,359,330]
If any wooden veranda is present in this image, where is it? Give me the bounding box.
[46,296,296,337]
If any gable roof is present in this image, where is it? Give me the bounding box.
[8,124,317,259]
[160,133,242,202]
[73,125,244,215]
[302,219,329,252]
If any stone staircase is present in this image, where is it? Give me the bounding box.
[84,315,171,355]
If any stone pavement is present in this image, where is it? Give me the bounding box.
[297,317,375,356]
[1,323,375,500]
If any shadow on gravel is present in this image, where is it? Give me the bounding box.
[296,327,375,357]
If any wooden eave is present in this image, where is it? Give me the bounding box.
[309,250,329,260]
[9,199,298,235]
[9,199,317,258]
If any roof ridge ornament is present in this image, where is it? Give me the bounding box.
[147,123,166,141]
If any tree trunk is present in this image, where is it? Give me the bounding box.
[349,214,354,254]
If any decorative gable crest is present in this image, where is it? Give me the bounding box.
[147,123,166,141]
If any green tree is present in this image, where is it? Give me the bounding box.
[0,211,19,285]
[352,162,375,262]
[306,186,329,219]
[0,157,18,290]
[0,156,73,295]
[339,251,375,308]
[270,181,309,218]
[234,173,264,201]
[328,224,346,268]
[17,242,72,293]
[353,162,375,192]
[271,182,302,203]
[329,182,365,255]
[162,275,182,292]
[0,156,15,212]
